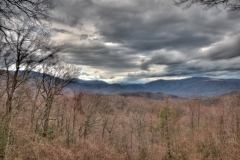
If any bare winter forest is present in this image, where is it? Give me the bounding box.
[2,85,240,160]
[2,0,240,159]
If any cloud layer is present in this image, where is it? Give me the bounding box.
[50,0,240,83]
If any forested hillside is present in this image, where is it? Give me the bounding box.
[1,85,240,159]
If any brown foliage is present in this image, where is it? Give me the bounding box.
[1,89,240,159]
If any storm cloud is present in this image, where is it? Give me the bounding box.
[50,0,240,83]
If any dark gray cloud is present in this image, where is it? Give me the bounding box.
[197,36,240,60]
[80,34,89,40]
[140,50,186,70]
[51,0,240,82]
[63,43,139,71]
[127,58,240,80]
[52,0,95,27]
[51,28,73,34]
[93,1,237,52]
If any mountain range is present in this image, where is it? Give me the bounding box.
[68,77,240,97]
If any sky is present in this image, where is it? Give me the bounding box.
[50,0,240,83]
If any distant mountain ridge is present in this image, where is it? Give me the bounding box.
[69,77,240,97]
[119,91,180,101]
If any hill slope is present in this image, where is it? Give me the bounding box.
[69,77,240,97]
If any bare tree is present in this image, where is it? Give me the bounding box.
[0,1,58,158]
[79,94,101,140]
[0,0,54,36]
[65,91,84,144]
[38,61,79,137]
[174,0,240,10]
[0,22,61,116]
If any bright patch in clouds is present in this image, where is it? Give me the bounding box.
[104,42,121,47]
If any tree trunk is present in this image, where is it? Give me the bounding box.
[42,100,53,137]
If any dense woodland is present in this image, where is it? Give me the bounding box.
[2,85,240,159]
